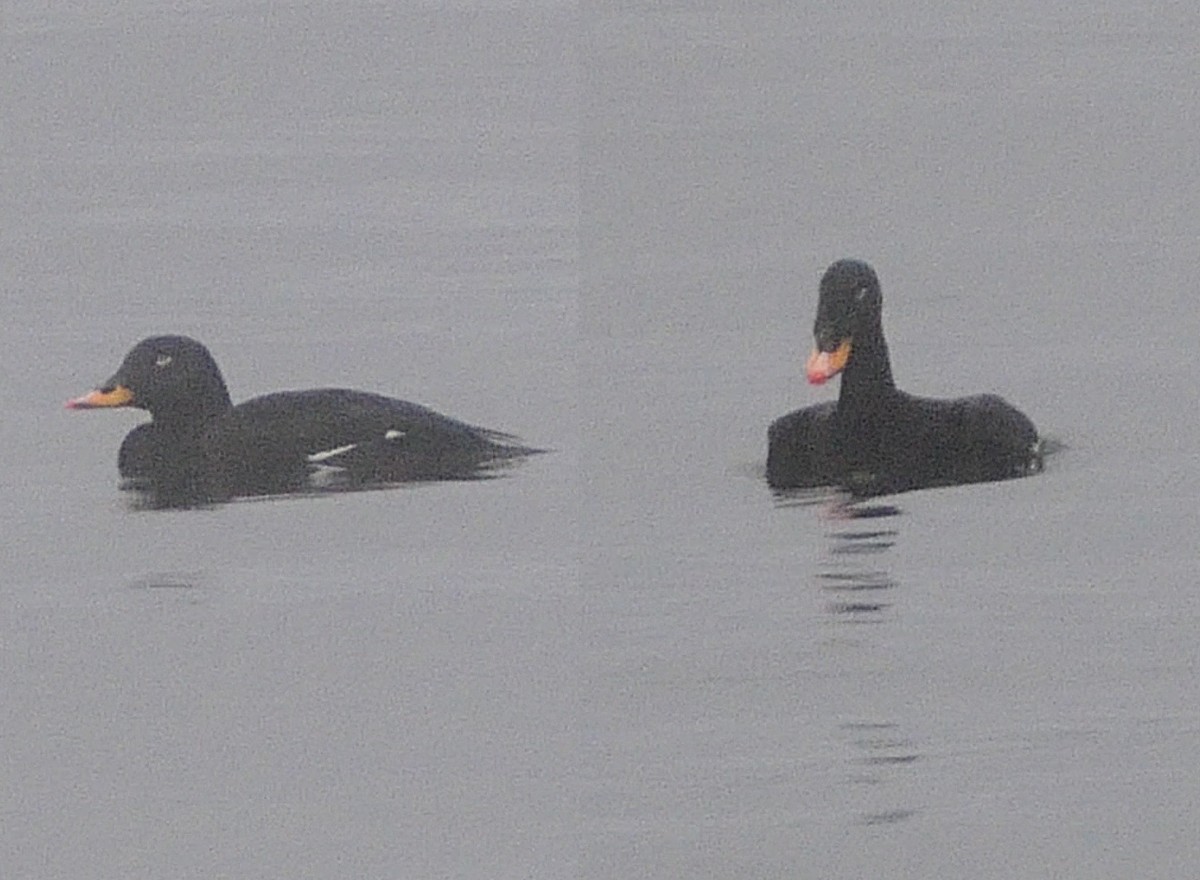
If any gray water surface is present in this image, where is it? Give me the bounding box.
[582,3,1200,878]
[6,3,577,877]
[6,1,1200,878]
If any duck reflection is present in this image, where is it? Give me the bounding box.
[819,500,920,826]
[819,500,900,620]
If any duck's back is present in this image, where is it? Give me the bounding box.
[926,392,1041,482]
[835,391,1041,495]
[203,389,531,491]
[767,391,1040,495]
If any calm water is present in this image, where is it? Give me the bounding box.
[5,3,577,877]
[6,1,1200,878]
[582,3,1200,878]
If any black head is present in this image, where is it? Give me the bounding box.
[807,259,885,385]
[67,335,232,421]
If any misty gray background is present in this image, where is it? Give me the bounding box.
[5,2,576,877]
[6,1,1200,878]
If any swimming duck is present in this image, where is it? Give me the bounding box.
[767,260,1041,495]
[68,335,539,501]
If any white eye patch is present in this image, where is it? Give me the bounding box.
[155,354,173,367]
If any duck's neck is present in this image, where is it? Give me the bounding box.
[149,385,232,434]
[838,321,895,407]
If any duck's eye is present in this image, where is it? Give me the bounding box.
[155,354,173,368]
[856,286,870,301]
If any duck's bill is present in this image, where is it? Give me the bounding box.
[806,339,852,385]
[66,385,135,409]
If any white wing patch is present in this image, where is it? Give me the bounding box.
[307,431,404,469]
[308,443,359,464]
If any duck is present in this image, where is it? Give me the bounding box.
[767,260,1041,496]
[67,335,540,501]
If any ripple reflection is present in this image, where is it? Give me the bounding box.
[821,503,921,825]
[820,501,900,621]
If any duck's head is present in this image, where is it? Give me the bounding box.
[806,259,883,385]
[67,335,232,420]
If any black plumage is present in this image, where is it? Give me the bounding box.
[69,335,539,502]
[767,260,1041,496]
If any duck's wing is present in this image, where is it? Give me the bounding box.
[766,400,840,489]
[210,389,540,486]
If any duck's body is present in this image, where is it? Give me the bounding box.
[69,335,538,501]
[767,260,1040,496]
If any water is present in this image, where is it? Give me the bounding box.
[5,3,577,877]
[579,3,1200,878]
[6,1,1200,878]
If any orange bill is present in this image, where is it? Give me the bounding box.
[65,385,135,409]
[805,339,852,385]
